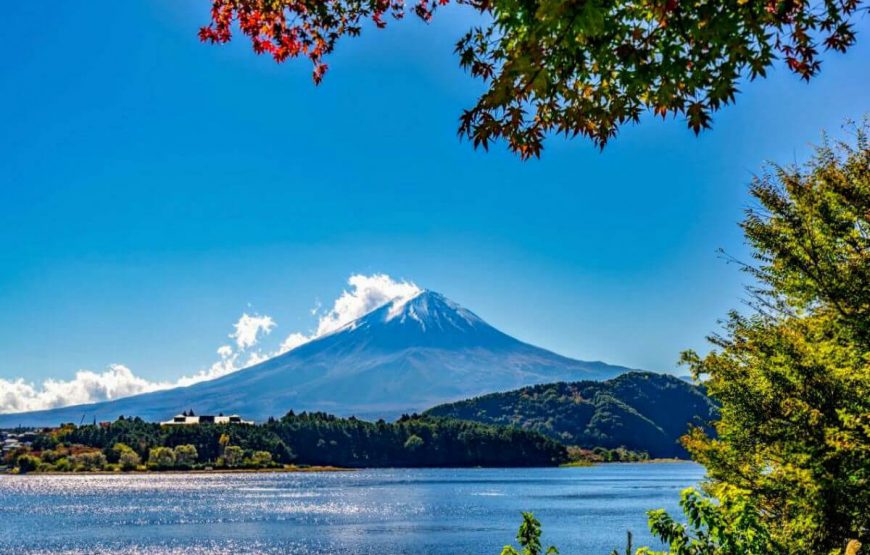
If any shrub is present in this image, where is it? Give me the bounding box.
[223,445,244,468]
[251,451,273,468]
[53,457,71,472]
[70,451,107,471]
[114,445,142,471]
[638,487,778,555]
[147,447,176,470]
[16,455,40,474]
[173,444,198,469]
[500,512,558,555]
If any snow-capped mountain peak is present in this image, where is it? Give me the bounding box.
[385,290,483,331]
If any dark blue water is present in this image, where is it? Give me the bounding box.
[0,463,703,554]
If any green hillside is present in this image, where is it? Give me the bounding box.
[425,372,717,458]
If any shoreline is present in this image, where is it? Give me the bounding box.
[2,460,694,476]
[0,465,352,476]
[561,458,688,468]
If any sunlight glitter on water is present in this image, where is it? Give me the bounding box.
[1,464,705,555]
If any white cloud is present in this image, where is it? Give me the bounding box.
[310,300,322,316]
[0,365,171,414]
[244,351,270,367]
[0,314,266,414]
[0,273,420,414]
[174,341,242,387]
[278,332,310,354]
[273,273,421,352]
[229,313,275,349]
[0,347,252,415]
[316,273,420,336]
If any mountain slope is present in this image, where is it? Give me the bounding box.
[424,372,718,458]
[0,291,635,427]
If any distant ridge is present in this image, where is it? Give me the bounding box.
[425,372,718,458]
[0,290,637,427]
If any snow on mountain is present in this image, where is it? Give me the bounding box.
[0,291,638,427]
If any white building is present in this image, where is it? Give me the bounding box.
[160,413,253,426]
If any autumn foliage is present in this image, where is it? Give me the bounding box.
[200,0,863,158]
[199,0,453,84]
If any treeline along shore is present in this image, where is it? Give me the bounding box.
[2,412,576,473]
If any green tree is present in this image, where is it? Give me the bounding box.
[500,512,558,555]
[113,443,141,471]
[148,446,176,470]
[251,450,273,468]
[70,451,107,471]
[403,434,424,451]
[200,0,862,158]
[223,445,244,468]
[15,454,39,474]
[53,457,71,472]
[649,122,869,553]
[173,444,199,468]
[118,450,141,471]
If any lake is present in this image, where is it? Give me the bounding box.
[0,462,704,554]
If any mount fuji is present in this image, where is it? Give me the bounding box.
[0,291,638,427]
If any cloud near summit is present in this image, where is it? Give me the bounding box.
[271,273,420,354]
[0,274,420,414]
[313,274,421,338]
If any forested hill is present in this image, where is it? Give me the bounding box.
[52,412,567,468]
[424,372,717,458]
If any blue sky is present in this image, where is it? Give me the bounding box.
[1,2,868,408]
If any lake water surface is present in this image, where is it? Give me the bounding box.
[0,463,704,554]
